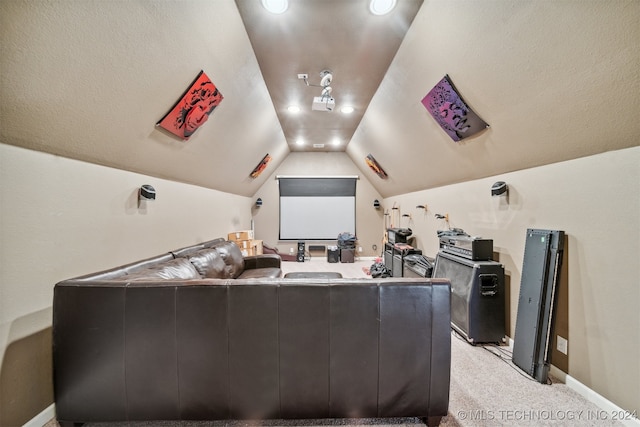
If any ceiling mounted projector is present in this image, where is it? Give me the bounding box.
[312,96,335,112]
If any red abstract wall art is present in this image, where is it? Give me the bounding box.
[421,75,488,142]
[156,70,224,140]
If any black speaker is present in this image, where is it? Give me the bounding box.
[340,248,354,263]
[327,246,339,263]
[297,241,305,262]
[433,251,505,344]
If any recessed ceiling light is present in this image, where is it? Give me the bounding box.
[287,105,301,113]
[332,138,341,146]
[340,106,354,114]
[369,0,396,15]
[262,0,288,14]
[296,138,304,146]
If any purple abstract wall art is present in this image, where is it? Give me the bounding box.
[421,75,488,142]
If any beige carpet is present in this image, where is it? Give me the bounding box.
[45,259,625,427]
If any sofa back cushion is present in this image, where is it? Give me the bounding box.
[126,258,201,281]
[211,241,245,279]
[188,249,228,279]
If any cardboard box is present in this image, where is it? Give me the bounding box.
[233,239,263,256]
[241,247,256,257]
[228,230,254,241]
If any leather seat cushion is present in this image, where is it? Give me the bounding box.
[126,258,201,281]
[188,248,228,278]
[211,241,245,279]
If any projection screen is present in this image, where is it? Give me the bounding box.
[278,177,357,240]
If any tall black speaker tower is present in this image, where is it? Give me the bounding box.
[297,241,305,262]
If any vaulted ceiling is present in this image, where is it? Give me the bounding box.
[1,1,638,198]
[236,0,423,152]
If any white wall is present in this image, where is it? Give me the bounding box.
[0,143,252,425]
[384,146,640,414]
[252,152,384,257]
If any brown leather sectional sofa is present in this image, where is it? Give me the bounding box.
[53,238,452,426]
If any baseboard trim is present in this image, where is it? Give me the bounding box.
[548,366,639,427]
[23,403,55,427]
[504,340,638,426]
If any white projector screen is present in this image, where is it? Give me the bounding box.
[280,196,355,240]
[278,177,357,240]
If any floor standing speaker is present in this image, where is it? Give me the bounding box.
[297,241,305,262]
[433,251,505,344]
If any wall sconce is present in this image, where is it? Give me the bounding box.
[255,198,263,207]
[139,185,156,201]
[435,213,449,222]
[491,181,508,196]
[373,199,380,209]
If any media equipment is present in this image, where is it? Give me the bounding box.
[512,229,565,384]
[312,96,335,112]
[340,248,354,263]
[433,251,505,344]
[439,235,493,261]
[327,246,339,263]
[139,185,156,201]
[383,244,393,272]
[491,181,508,196]
[387,228,412,244]
[297,241,305,262]
[403,254,434,278]
[391,243,421,277]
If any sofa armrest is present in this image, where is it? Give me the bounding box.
[243,254,281,269]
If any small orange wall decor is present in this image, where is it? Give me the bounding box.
[365,154,388,179]
[250,154,272,178]
[156,70,223,140]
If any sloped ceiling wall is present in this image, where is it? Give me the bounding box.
[349,1,640,197]
[1,1,639,198]
[0,0,288,197]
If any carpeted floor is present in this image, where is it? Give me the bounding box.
[45,260,627,427]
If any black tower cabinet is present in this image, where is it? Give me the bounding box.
[512,229,565,383]
[340,248,355,263]
[383,243,394,274]
[433,251,506,344]
[391,244,421,278]
[327,246,340,263]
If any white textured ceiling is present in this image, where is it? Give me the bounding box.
[1,1,638,198]
[235,0,423,152]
